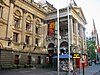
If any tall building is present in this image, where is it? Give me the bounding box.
[0,0,56,67]
[46,1,87,68]
[0,0,87,68]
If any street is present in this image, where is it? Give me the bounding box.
[0,64,100,75]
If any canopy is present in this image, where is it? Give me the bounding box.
[52,54,72,58]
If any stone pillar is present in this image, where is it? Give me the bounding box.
[32,16,36,46]
[7,2,14,39]
[76,22,78,46]
[70,16,73,44]
[30,21,33,45]
[41,22,44,47]
[21,10,27,43]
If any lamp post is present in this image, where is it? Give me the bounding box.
[57,6,60,75]
[67,0,71,74]
[82,55,85,75]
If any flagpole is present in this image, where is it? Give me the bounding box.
[67,0,71,74]
[57,5,60,75]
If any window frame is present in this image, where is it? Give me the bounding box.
[25,35,30,44]
[14,17,20,28]
[26,22,31,31]
[13,32,19,42]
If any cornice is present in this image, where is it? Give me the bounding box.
[18,0,47,15]
[71,6,87,24]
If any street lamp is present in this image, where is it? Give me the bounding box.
[57,0,71,75]
[82,55,85,75]
[57,6,60,75]
[67,0,71,74]
[7,37,13,46]
[23,42,27,49]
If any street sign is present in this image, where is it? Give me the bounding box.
[72,53,81,58]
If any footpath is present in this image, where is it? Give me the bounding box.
[79,64,100,75]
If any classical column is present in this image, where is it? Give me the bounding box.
[70,16,73,44]
[6,1,14,39]
[76,22,79,52]
[21,10,27,43]
[32,16,36,46]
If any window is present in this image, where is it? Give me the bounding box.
[13,32,18,42]
[73,19,76,33]
[0,6,3,18]
[36,26,39,34]
[14,18,20,28]
[14,55,19,65]
[35,38,38,46]
[78,23,81,36]
[38,56,41,64]
[25,36,30,44]
[27,56,31,65]
[26,22,31,31]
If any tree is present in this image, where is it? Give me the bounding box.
[86,39,96,60]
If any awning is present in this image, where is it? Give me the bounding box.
[52,54,72,58]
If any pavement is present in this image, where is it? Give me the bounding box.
[0,64,100,75]
[79,64,100,75]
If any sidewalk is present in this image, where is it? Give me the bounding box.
[79,64,100,75]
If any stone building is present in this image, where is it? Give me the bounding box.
[0,0,87,68]
[46,1,87,68]
[0,0,56,67]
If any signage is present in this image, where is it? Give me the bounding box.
[72,53,81,58]
[48,21,55,36]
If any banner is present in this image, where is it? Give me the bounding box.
[48,21,55,36]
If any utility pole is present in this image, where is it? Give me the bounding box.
[67,0,71,74]
[57,4,60,75]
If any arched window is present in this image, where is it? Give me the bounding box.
[35,19,41,34]
[26,15,32,31]
[14,10,21,28]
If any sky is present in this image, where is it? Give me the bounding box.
[35,0,100,43]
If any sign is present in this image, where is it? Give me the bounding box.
[48,21,55,36]
[72,53,81,58]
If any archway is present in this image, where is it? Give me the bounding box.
[48,43,55,64]
[60,41,68,54]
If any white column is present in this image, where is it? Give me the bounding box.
[70,16,73,44]
[76,22,79,47]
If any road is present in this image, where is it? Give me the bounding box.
[0,64,100,75]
